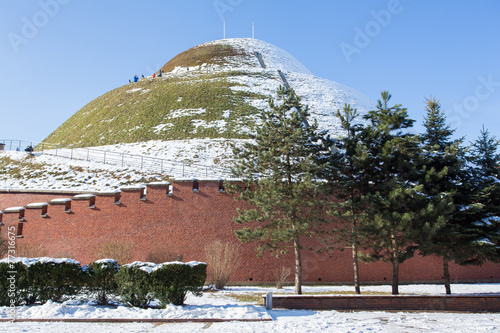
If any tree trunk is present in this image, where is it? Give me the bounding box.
[391,232,399,295]
[293,237,302,295]
[352,241,361,294]
[350,188,361,294]
[443,256,451,295]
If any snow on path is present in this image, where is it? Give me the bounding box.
[1,284,499,332]
[2,301,270,321]
[1,309,499,332]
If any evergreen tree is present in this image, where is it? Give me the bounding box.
[467,127,500,259]
[416,97,467,294]
[327,104,366,294]
[230,86,330,294]
[470,126,500,181]
[355,91,452,295]
[421,97,455,149]
[412,100,499,295]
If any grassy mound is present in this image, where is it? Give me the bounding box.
[160,43,246,73]
[42,71,267,147]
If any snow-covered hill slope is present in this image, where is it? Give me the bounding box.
[3,38,376,191]
[43,38,375,146]
[166,38,374,137]
[0,139,242,191]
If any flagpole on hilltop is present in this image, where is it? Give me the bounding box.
[252,22,255,39]
[223,20,226,39]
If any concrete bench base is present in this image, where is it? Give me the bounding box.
[264,294,500,312]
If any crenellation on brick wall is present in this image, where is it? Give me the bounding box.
[72,194,96,209]
[2,206,26,221]
[0,180,499,283]
[95,191,121,205]
[172,178,229,194]
[145,182,172,200]
[120,186,146,201]
[25,202,49,217]
[48,198,72,213]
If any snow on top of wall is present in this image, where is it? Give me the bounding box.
[50,198,72,203]
[26,202,49,208]
[3,206,25,212]
[73,194,95,199]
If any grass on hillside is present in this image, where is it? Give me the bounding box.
[159,43,247,73]
[42,71,269,147]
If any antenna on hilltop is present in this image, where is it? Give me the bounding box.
[252,22,255,39]
[223,20,226,39]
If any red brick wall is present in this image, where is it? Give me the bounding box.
[1,181,499,284]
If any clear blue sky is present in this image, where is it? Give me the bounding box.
[1,0,499,144]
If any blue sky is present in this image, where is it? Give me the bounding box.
[1,0,499,144]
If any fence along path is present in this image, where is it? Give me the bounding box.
[0,139,233,179]
[1,53,292,179]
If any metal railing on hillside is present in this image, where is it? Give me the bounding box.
[0,139,233,179]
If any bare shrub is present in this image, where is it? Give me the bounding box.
[274,266,291,289]
[16,243,48,258]
[95,240,134,265]
[204,240,241,290]
[145,248,183,264]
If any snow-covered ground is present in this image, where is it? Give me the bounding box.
[0,139,243,191]
[0,149,169,191]
[0,284,499,332]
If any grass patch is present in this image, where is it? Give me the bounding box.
[220,292,265,305]
[160,43,247,73]
[42,70,269,147]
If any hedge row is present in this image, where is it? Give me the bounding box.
[0,257,207,307]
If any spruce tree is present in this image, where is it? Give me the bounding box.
[468,127,500,260]
[416,97,466,294]
[470,126,500,181]
[355,91,452,295]
[411,100,499,295]
[327,104,366,294]
[230,86,330,294]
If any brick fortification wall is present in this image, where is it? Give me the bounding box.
[0,180,499,284]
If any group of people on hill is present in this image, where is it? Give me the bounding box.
[129,70,164,83]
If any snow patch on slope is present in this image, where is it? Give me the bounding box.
[204,38,313,75]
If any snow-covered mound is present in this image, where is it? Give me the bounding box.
[43,38,375,147]
[3,38,377,191]
[176,38,374,137]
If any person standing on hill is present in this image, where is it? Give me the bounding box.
[134,75,139,82]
